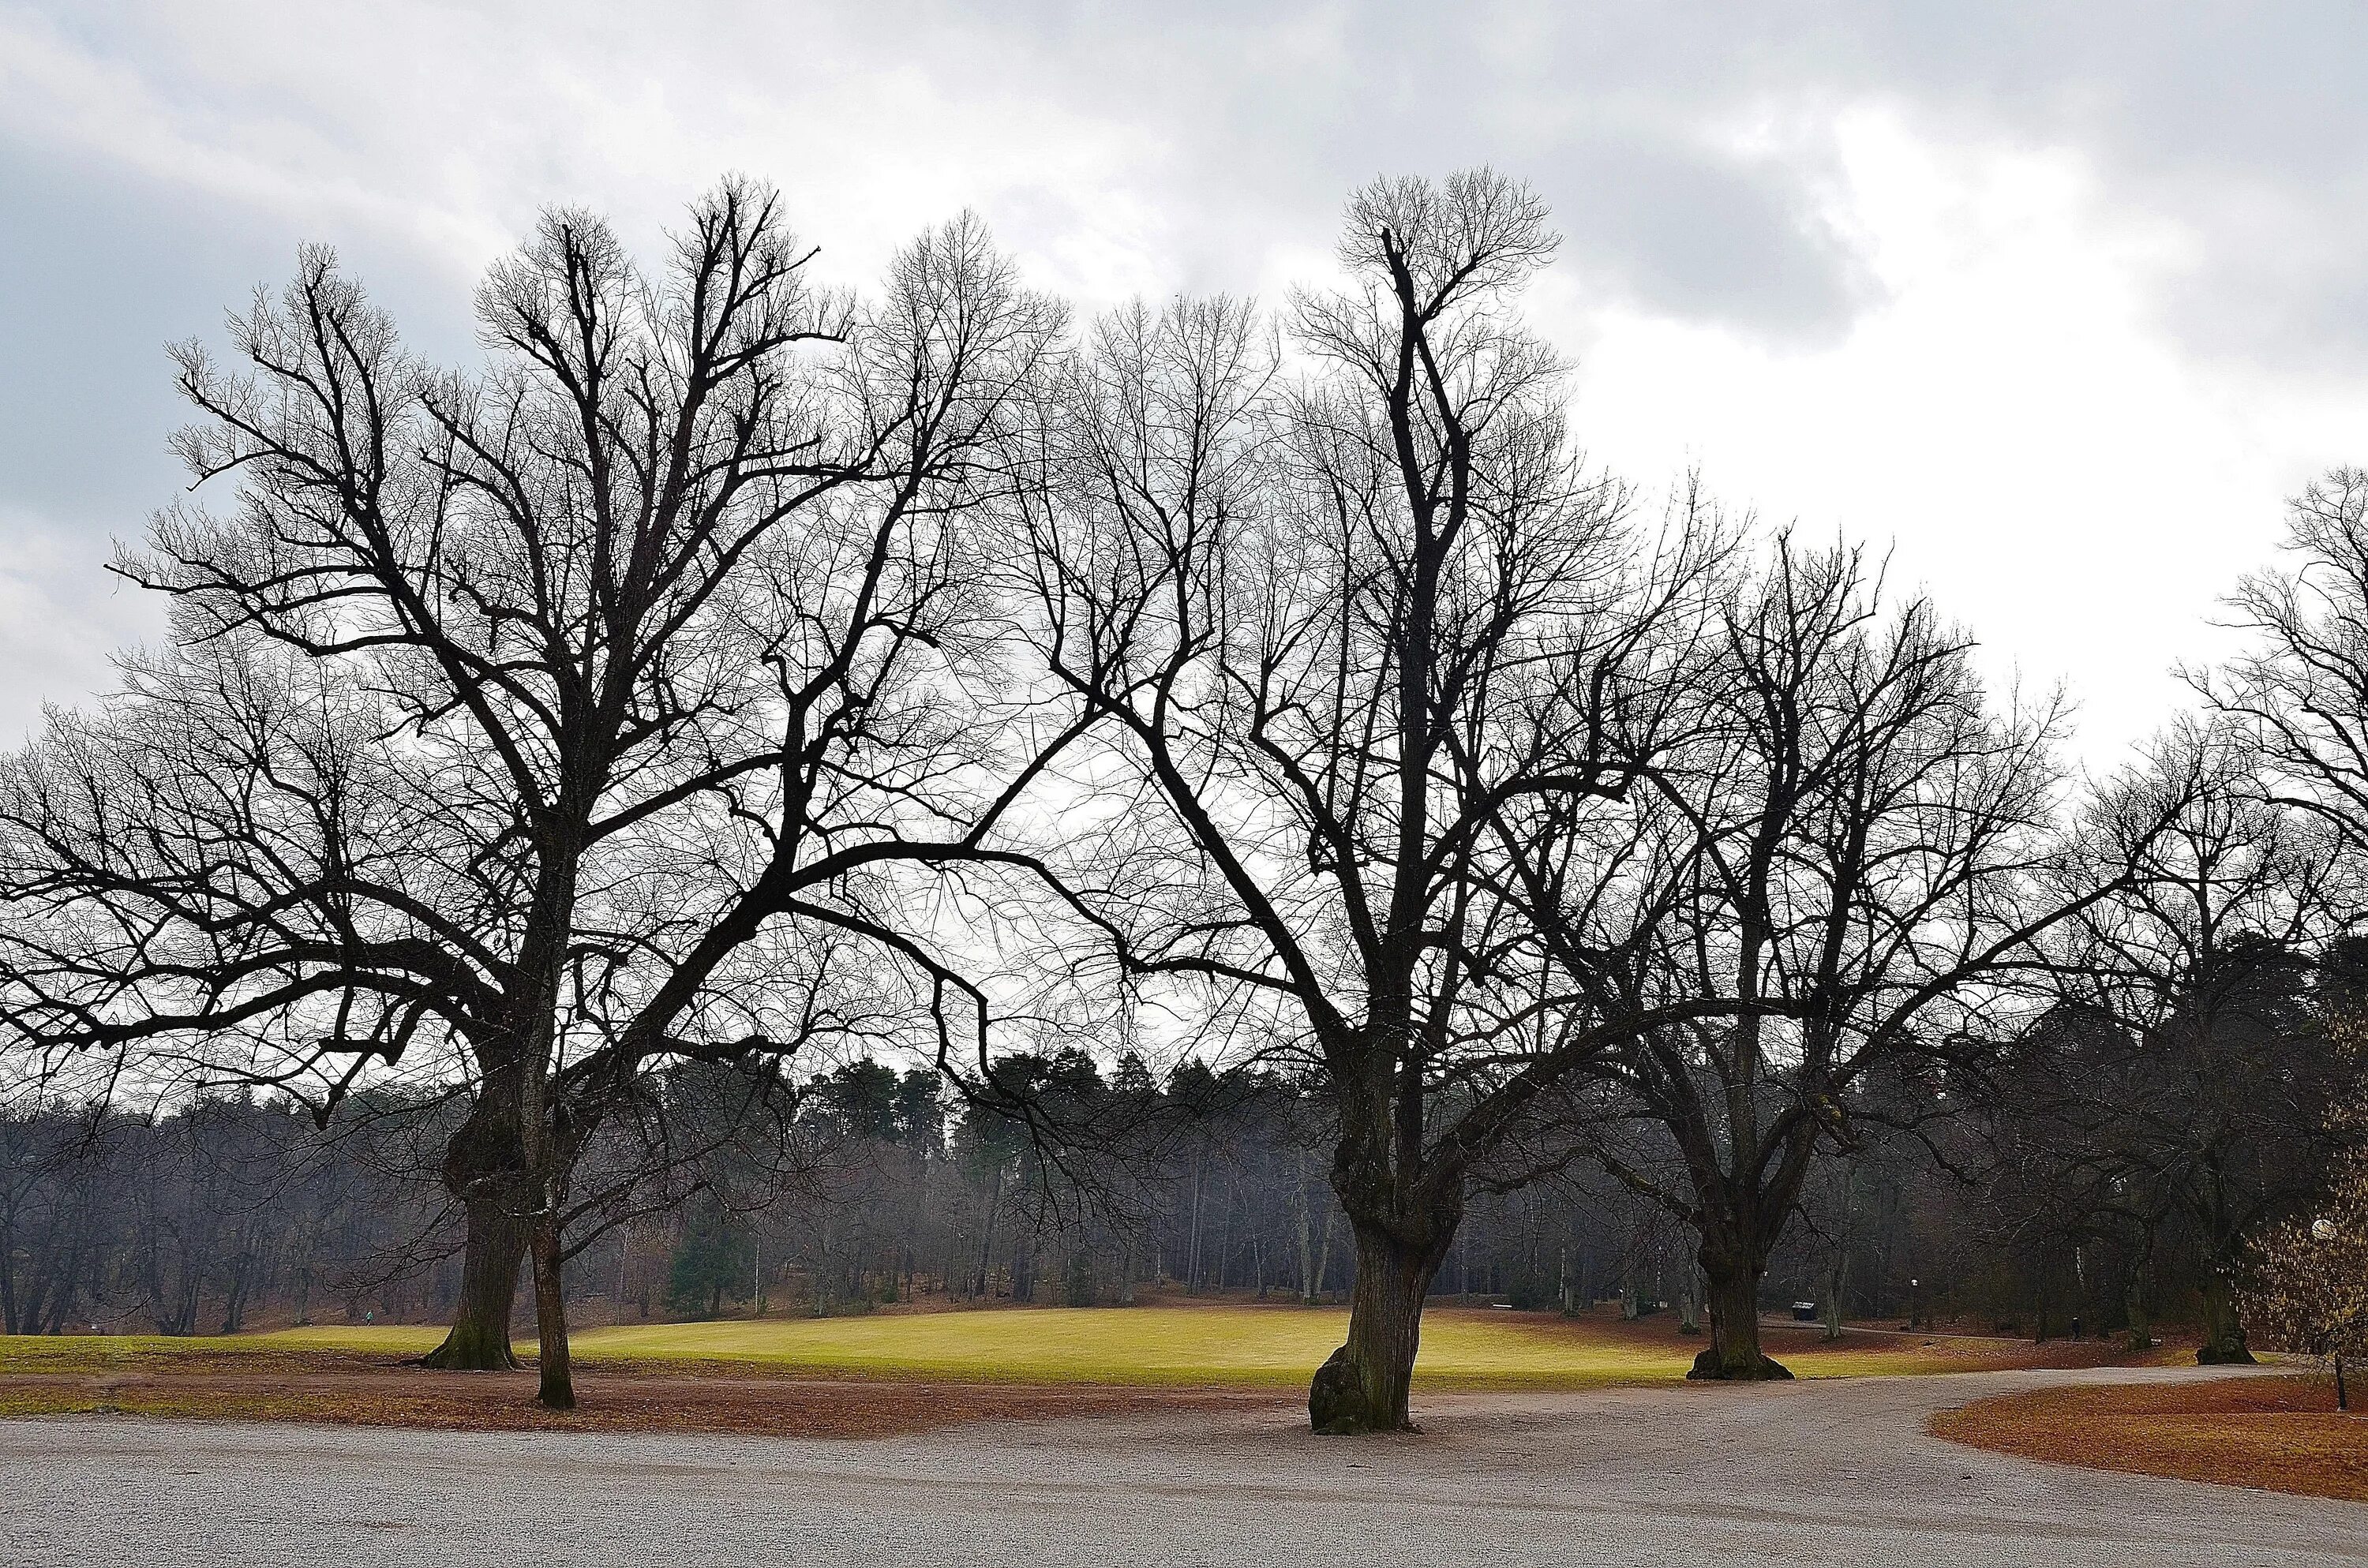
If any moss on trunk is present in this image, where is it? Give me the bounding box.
[1688,1250,1791,1381]
[1309,1222,1448,1434]
[418,1196,526,1372]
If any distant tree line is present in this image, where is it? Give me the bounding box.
[5,990,2348,1365]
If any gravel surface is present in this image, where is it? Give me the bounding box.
[2,1364,2359,1566]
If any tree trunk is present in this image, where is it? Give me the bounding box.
[1308,1220,1447,1434]
[1296,1166,1316,1304]
[422,1065,534,1370]
[2196,1271,2255,1364]
[419,1194,526,1370]
[972,1166,1002,1299]
[1186,1155,1203,1290]
[530,1218,573,1409]
[1691,1244,1789,1380]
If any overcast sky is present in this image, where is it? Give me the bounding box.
[5,1,2366,762]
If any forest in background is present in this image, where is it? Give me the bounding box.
[6,965,2339,1350]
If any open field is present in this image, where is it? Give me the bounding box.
[0,1303,2171,1385]
[0,1304,2173,1436]
[1932,1372,2368,1503]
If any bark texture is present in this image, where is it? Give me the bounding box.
[531,1219,574,1409]
[418,1192,526,1371]
[418,1082,532,1372]
[1310,1222,1449,1434]
[1689,1248,1791,1381]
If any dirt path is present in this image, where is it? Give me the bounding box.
[2,1365,2357,1566]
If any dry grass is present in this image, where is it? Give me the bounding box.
[0,1304,2170,1435]
[1932,1374,2368,1502]
[0,1364,1276,1439]
[0,1305,2153,1387]
[548,1306,2168,1387]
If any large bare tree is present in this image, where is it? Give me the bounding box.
[1015,170,1733,1432]
[0,183,1076,1405]
[1545,537,2134,1378]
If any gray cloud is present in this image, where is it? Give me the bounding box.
[5,0,2368,745]
[877,0,2368,360]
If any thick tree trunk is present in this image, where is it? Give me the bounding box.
[420,1194,526,1370]
[1309,1221,1446,1434]
[1691,1246,1790,1380]
[531,1218,573,1409]
[2196,1272,2256,1364]
[422,1066,532,1371]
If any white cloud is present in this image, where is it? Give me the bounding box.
[4,1,2366,769]
[1556,107,2368,760]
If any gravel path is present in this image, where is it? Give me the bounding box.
[2,1364,2358,1566]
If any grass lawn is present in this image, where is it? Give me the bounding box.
[0,1304,2140,1390]
[1933,1374,2368,1502]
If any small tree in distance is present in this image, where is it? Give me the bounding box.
[2246,1156,2368,1407]
[666,1195,752,1320]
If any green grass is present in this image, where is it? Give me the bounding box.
[0,1306,2033,1389]
[0,1324,445,1375]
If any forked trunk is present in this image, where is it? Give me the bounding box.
[2196,1272,2255,1365]
[1309,1222,1446,1434]
[1691,1248,1790,1380]
[531,1218,573,1409]
[420,1195,526,1371]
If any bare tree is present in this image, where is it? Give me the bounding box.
[0,182,1076,1406]
[2210,468,2368,866]
[1015,170,1731,1431]
[2245,1145,2368,1408]
[1545,537,2123,1378]
[2032,722,2344,1360]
